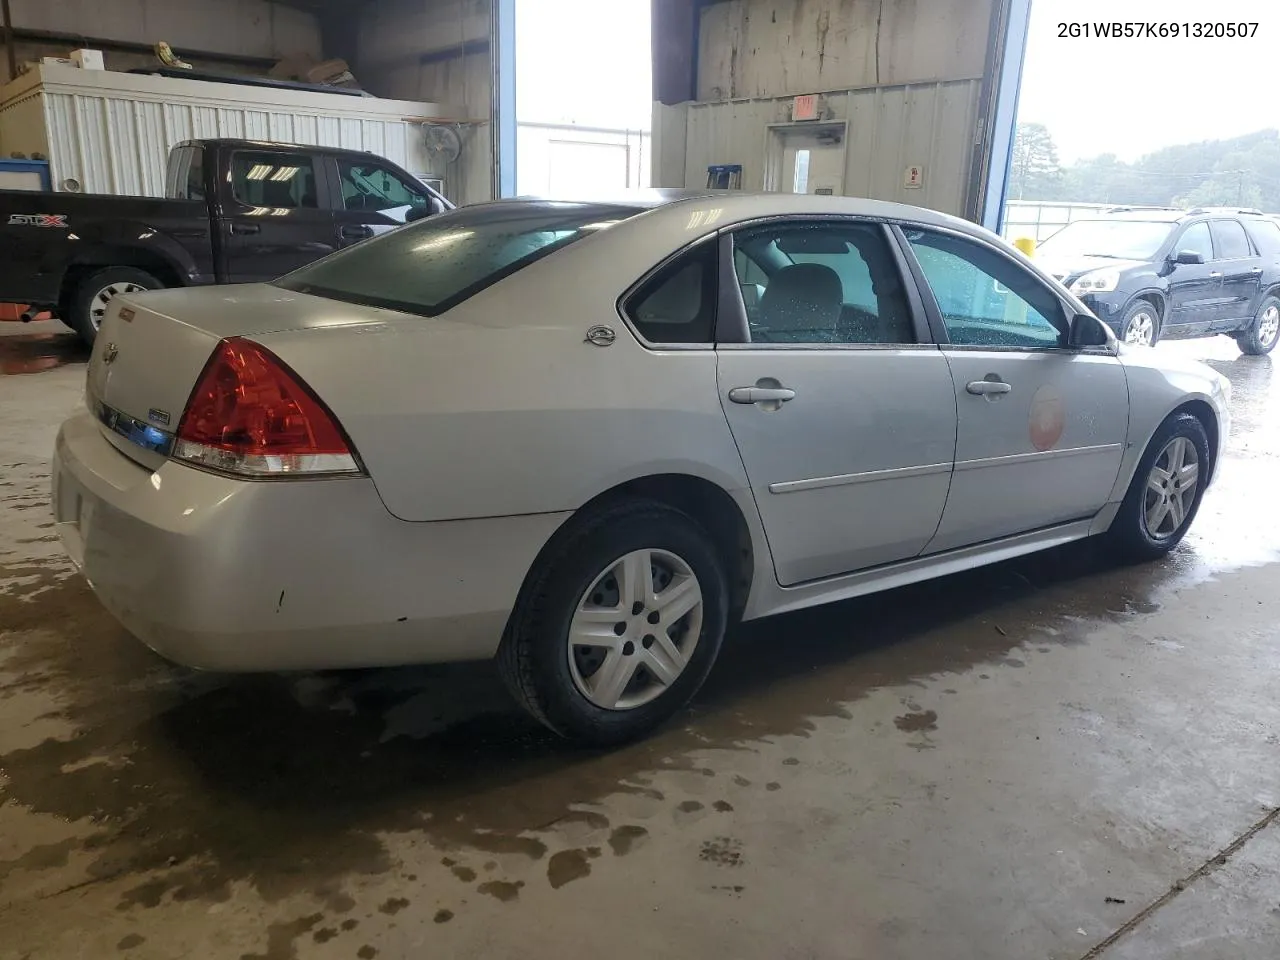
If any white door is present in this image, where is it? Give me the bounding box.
[778,131,845,196]
[900,226,1128,552]
[717,218,956,586]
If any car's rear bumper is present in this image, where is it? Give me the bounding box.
[52,411,569,672]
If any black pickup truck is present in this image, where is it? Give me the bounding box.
[0,138,450,343]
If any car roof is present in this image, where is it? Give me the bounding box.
[487,190,984,236]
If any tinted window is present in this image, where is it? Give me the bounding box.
[338,159,429,221]
[627,243,717,344]
[278,202,640,316]
[1210,220,1252,259]
[731,222,914,344]
[1245,219,1280,256]
[1176,222,1213,260]
[185,149,205,201]
[231,152,319,209]
[905,229,1066,348]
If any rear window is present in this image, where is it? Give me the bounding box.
[277,202,641,316]
[1244,219,1280,256]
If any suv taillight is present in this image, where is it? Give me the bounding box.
[175,338,361,478]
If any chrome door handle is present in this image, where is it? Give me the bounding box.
[966,380,1012,396]
[1209,271,1223,278]
[729,386,796,404]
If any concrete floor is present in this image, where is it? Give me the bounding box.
[2,322,1280,960]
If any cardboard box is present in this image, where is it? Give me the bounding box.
[71,49,105,70]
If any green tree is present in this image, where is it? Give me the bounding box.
[1009,123,1064,200]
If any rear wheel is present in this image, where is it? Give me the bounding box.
[1106,412,1210,562]
[1120,299,1160,347]
[1237,295,1280,356]
[67,267,162,345]
[497,500,728,746]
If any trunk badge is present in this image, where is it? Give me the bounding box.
[102,343,119,365]
[148,408,171,426]
[585,325,616,347]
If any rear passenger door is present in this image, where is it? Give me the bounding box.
[712,218,957,585]
[1209,219,1263,329]
[217,149,339,282]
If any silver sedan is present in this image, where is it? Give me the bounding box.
[52,192,1231,744]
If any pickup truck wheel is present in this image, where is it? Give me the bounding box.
[1237,296,1280,356]
[68,267,162,345]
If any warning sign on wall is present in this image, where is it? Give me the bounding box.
[904,165,925,189]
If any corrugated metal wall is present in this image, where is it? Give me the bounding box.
[683,79,981,216]
[37,93,421,197]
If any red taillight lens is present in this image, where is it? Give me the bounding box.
[175,338,361,477]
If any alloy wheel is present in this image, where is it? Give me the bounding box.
[1259,304,1280,347]
[1144,436,1199,539]
[567,548,703,711]
[1125,311,1155,346]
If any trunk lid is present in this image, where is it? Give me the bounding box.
[87,283,388,469]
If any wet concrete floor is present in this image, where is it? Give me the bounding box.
[2,322,1280,959]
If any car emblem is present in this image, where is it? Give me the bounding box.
[102,343,119,365]
[584,325,616,347]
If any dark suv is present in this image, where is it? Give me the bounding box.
[1033,208,1280,354]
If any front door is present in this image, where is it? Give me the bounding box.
[899,226,1128,553]
[328,156,443,249]
[716,219,957,586]
[1208,219,1264,330]
[1165,221,1222,333]
[218,148,338,283]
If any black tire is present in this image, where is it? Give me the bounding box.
[1106,412,1211,563]
[66,267,162,346]
[1236,294,1280,356]
[1119,299,1161,347]
[497,499,729,746]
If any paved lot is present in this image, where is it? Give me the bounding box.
[2,323,1279,960]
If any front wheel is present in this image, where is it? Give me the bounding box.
[1237,295,1280,356]
[66,267,162,346]
[497,500,729,746]
[1106,412,1210,562]
[1119,299,1161,347]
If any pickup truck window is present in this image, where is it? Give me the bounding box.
[231,151,319,209]
[277,202,643,317]
[337,159,429,220]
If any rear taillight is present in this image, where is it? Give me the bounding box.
[174,338,361,478]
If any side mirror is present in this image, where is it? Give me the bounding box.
[1067,312,1112,348]
[1173,250,1205,265]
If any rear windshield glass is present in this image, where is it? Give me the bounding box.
[276,202,641,316]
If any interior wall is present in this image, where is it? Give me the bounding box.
[5,0,322,68]
[697,0,993,100]
[355,0,492,204]
[656,0,999,217]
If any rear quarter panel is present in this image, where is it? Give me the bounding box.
[252,211,751,522]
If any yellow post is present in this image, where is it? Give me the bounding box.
[1004,237,1035,324]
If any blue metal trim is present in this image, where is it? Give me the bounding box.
[491,0,518,198]
[980,0,1033,233]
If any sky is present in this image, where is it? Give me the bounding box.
[1018,0,1276,164]
[515,0,652,129]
